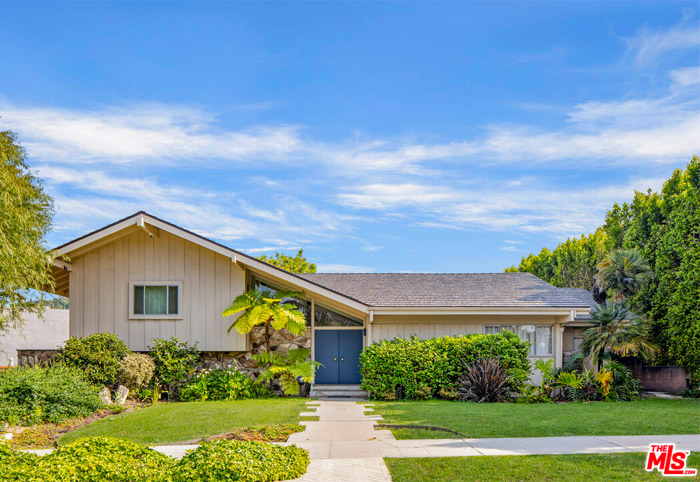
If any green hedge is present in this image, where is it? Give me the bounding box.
[0,438,310,482]
[173,440,309,482]
[54,333,130,387]
[0,365,103,425]
[360,333,530,400]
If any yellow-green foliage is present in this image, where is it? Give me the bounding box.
[173,440,309,482]
[118,353,156,393]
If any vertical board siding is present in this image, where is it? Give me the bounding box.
[71,229,246,351]
[371,322,485,343]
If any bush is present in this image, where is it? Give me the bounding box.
[457,358,513,402]
[0,441,41,481]
[118,353,156,393]
[180,368,269,402]
[0,365,103,425]
[360,333,530,400]
[605,360,642,401]
[54,333,130,387]
[149,337,200,399]
[173,440,309,482]
[0,437,174,482]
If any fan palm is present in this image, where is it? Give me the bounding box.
[222,289,307,355]
[581,302,658,369]
[595,249,652,302]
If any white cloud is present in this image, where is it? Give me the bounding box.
[670,66,700,88]
[625,18,700,66]
[337,183,457,210]
[242,246,302,254]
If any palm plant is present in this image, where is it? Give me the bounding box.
[254,348,321,396]
[581,302,658,369]
[594,249,652,302]
[222,288,307,355]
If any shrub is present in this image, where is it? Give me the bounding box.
[0,441,41,481]
[54,333,130,387]
[148,337,200,399]
[0,437,174,482]
[173,440,309,482]
[457,358,513,402]
[360,333,530,400]
[606,360,642,401]
[118,353,156,393]
[180,368,269,402]
[0,365,102,425]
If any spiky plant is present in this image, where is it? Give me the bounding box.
[581,302,658,369]
[595,249,652,302]
[223,289,307,355]
[457,358,512,403]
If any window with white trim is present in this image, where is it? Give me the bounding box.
[129,281,182,319]
[485,325,552,356]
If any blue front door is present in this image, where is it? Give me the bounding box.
[314,330,363,384]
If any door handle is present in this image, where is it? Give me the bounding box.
[333,357,337,362]
[340,357,345,362]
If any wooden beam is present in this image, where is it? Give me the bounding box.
[53,259,72,271]
[137,216,160,238]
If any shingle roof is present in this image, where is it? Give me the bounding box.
[297,272,590,308]
[557,288,595,307]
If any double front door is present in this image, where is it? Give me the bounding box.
[314,329,363,384]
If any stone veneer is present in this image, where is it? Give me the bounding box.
[16,349,59,367]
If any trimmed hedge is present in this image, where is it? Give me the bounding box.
[360,333,530,400]
[0,365,103,425]
[0,437,173,482]
[173,439,309,482]
[0,438,310,482]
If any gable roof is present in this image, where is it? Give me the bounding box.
[557,287,595,307]
[298,272,590,308]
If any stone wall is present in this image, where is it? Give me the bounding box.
[249,326,311,355]
[16,349,59,367]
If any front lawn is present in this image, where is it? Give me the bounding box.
[59,399,307,445]
[385,453,700,482]
[373,398,700,439]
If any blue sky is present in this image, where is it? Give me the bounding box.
[1,2,698,273]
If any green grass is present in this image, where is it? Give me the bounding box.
[59,399,308,445]
[373,398,700,439]
[385,453,700,482]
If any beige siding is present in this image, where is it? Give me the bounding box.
[69,230,247,351]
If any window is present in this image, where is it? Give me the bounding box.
[251,277,311,325]
[314,303,363,327]
[130,281,182,319]
[484,324,552,356]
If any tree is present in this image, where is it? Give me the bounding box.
[222,289,307,355]
[0,131,55,330]
[257,249,316,273]
[581,302,658,369]
[594,248,652,302]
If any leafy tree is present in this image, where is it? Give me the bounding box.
[257,249,316,273]
[581,302,657,369]
[222,289,307,355]
[0,131,55,330]
[594,249,652,302]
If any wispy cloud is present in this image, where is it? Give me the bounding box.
[625,16,700,66]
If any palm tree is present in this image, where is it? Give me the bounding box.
[581,302,658,369]
[594,249,652,302]
[223,288,307,355]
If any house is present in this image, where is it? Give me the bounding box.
[0,308,69,367]
[49,212,593,389]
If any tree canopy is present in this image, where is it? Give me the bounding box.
[257,249,316,274]
[0,131,55,330]
[507,156,700,383]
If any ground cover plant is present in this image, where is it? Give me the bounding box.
[373,398,700,439]
[385,453,700,482]
[180,367,269,401]
[59,398,308,445]
[360,333,530,400]
[0,364,103,425]
[173,439,309,482]
[205,424,304,442]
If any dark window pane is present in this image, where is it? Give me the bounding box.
[134,286,144,314]
[253,278,311,325]
[145,286,167,314]
[314,304,362,327]
[168,286,179,315]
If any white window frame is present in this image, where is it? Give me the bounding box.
[484,324,553,357]
[129,281,183,320]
